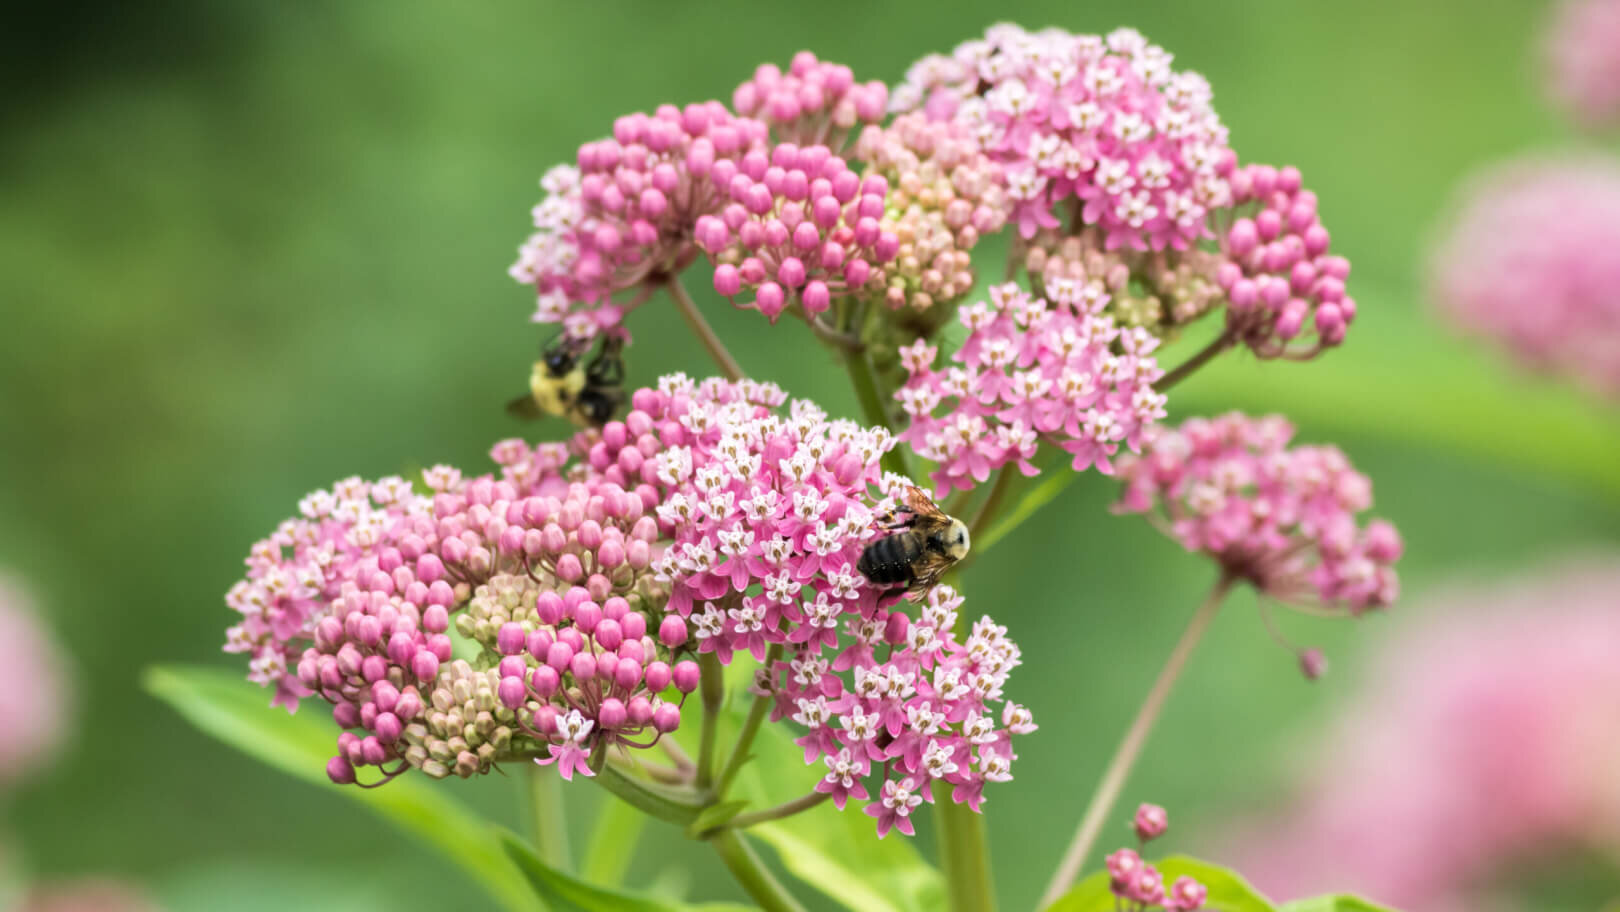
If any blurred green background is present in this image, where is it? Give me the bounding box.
[4,1,1618,910]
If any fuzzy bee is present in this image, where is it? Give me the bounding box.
[507,333,626,428]
[857,485,970,598]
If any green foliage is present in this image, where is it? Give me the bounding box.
[500,832,754,912]
[143,665,544,912]
[1278,897,1401,912]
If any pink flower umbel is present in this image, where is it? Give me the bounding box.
[1544,0,1620,129]
[1430,156,1620,399]
[896,283,1166,494]
[1114,412,1400,617]
[893,24,1233,252]
[732,52,889,148]
[1220,559,1620,912]
[1101,805,1207,910]
[0,576,70,788]
[511,104,770,335]
[227,375,1029,830]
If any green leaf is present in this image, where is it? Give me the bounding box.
[143,665,545,912]
[687,799,751,839]
[499,830,754,912]
[1279,896,1402,912]
[977,470,1077,555]
[1048,855,1276,912]
[579,793,647,887]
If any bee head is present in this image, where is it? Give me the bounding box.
[934,518,971,561]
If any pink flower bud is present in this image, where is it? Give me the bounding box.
[672,659,701,693]
[659,615,689,647]
[326,755,357,785]
[1134,803,1169,841]
[652,702,681,733]
[644,660,673,693]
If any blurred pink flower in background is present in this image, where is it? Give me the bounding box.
[1219,558,1620,911]
[1544,0,1620,129]
[16,880,161,912]
[0,575,70,789]
[1429,156,1620,399]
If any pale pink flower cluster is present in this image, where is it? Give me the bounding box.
[1223,559,1620,912]
[1544,0,1620,129]
[696,143,899,320]
[1430,157,1620,398]
[1114,412,1401,614]
[0,576,69,788]
[1105,804,1207,911]
[1217,164,1355,357]
[853,113,1011,312]
[583,375,1032,832]
[510,104,770,336]
[892,24,1233,251]
[733,52,889,147]
[896,282,1167,495]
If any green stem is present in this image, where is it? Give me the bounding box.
[722,791,829,831]
[847,349,911,478]
[709,829,809,912]
[935,781,998,912]
[669,277,745,381]
[967,468,1014,543]
[1038,574,1236,908]
[580,792,645,886]
[526,764,572,872]
[696,651,725,790]
[716,644,782,797]
[592,761,703,826]
[1157,328,1234,391]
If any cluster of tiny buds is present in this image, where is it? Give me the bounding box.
[1217,163,1354,356]
[1103,804,1207,911]
[854,112,1010,311]
[697,142,899,321]
[732,51,889,148]
[1025,230,1226,335]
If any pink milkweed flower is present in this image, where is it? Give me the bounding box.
[511,103,771,335]
[1103,805,1207,910]
[1134,802,1169,842]
[897,283,1166,494]
[1218,558,1620,912]
[1114,412,1401,616]
[893,24,1234,253]
[865,776,925,838]
[1543,0,1620,129]
[0,575,70,789]
[696,142,898,321]
[733,51,889,148]
[1429,156,1620,399]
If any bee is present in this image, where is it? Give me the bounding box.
[857,485,970,598]
[507,333,626,428]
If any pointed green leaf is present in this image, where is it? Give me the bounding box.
[143,664,544,912]
[1048,855,1276,912]
[499,831,754,912]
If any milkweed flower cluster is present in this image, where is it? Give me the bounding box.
[893,24,1234,251]
[853,113,1011,314]
[1114,412,1401,614]
[1024,229,1227,335]
[1216,164,1355,357]
[1430,157,1620,398]
[225,375,1030,832]
[896,282,1167,494]
[0,576,69,788]
[695,144,900,321]
[1104,804,1207,911]
[732,52,889,147]
[510,104,771,335]
[1543,0,1620,129]
[1223,559,1620,912]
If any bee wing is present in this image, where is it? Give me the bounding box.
[902,485,949,523]
[506,394,544,419]
[905,551,955,599]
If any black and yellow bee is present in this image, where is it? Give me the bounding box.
[507,333,626,428]
[857,485,970,599]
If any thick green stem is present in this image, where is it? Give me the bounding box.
[669,278,745,381]
[967,468,1014,543]
[935,781,997,912]
[846,349,911,478]
[1038,574,1236,908]
[696,651,725,790]
[526,765,572,872]
[593,761,702,826]
[709,829,809,912]
[716,644,782,798]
